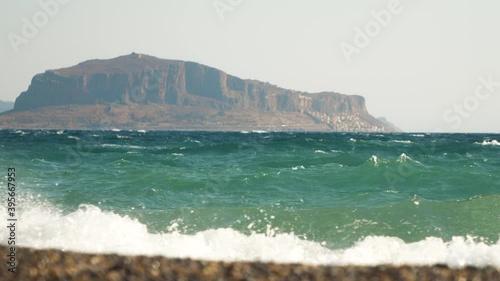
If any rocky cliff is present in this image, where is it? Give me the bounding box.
[6,53,394,131]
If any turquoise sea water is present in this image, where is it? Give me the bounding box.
[0,130,499,266]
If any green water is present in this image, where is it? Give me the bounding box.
[0,130,499,265]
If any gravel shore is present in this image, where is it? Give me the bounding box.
[1,246,499,281]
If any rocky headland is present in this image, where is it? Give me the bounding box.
[1,53,398,131]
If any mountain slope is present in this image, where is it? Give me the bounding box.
[378,117,402,132]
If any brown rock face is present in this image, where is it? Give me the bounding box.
[10,53,395,131]
[14,53,363,114]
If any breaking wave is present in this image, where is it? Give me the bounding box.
[1,200,499,267]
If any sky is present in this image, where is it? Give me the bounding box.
[1,0,499,132]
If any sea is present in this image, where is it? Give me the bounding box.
[0,129,499,267]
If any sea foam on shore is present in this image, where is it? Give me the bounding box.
[1,202,499,268]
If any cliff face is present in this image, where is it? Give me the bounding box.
[9,53,393,131]
[15,53,367,114]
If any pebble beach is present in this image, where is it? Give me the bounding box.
[2,246,499,281]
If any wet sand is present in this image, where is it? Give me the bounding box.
[1,246,499,281]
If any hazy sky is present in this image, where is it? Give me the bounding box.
[1,0,499,132]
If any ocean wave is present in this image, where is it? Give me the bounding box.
[184,139,202,144]
[13,130,30,136]
[0,202,499,267]
[397,153,410,162]
[99,144,145,150]
[390,140,413,144]
[475,140,500,146]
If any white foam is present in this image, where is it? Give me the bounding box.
[397,153,410,162]
[390,140,412,144]
[1,203,499,267]
[99,144,144,150]
[14,130,29,136]
[475,140,500,146]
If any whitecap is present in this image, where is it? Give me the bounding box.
[100,144,144,150]
[397,153,411,162]
[13,130,29,136]
[390,140,412,144]
[475,140,500,146]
